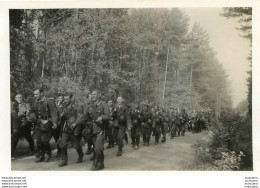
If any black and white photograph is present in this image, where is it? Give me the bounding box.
[8,7,253,172]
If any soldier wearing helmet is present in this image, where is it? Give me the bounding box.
[130,102,142,150]
[140,104,154,146]
[113,96,131,157]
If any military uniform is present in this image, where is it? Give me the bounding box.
[77,104,93,155]
[175,111,182,137]
[130,106,141,149]
[195,111,202,132]
[74,100,109,170]
[141,107,153,146]
[30,97,58,162]
[105,105,115,149]
[54,101,64,157]
[11,109,19,157]
[200,112,207,131]
[58,102,83,167]
[113,103,131,156]
[161,110,169,143]
[11,101,34,156]
[153,109,163,145]
[190,111,197,133]
[162,111,170,143]
[180,110,188,136]
[169,111,178,138]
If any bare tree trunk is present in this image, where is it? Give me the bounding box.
[175,69,178,82]
[63,50,67,77]
[41,10,47,84]
[74,51,77,81]
[73,9,78,81]
[190,65,193,87]
[139,49,145,102]
[41,57,45,83]
[162,46,170,107]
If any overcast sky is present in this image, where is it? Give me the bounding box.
[183,8,251,108]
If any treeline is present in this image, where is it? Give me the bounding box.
[10,8,232,114]
[190,7,252,171]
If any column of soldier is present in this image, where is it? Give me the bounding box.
[11,88,211,171]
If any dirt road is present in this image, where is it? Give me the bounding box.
[11,131,208,171]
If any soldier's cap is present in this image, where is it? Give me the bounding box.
[63,92,73,99]
[107,99,114,103]
[57,93,64,97]
[33,87,44,93]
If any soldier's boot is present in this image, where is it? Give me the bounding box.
[28,142,35,155]
[155,135,159,145]
[96,153,104,171]
[106,138,113,149]
[77,147,84,163]
[134,138,139,150]
[35,152,45,163]
[131,137,135,148]
[181,129,185,136]
[90,152,96,161]
[45,144,52,162]
[55,145,61,158]
[35,152,40,158]
[28,140,35,155]
[35,145,41,158]
[109,136,114,148]
[85,148,92,155]
[58,148,68,167]
[91,155,99,171]
[161,134,166,143]
[124,133,128,145]
[146,137,150,146]
[111,140,114,148]
[116,147,122,157]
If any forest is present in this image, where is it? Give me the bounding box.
[10,8,252,170]
[10,8,233,114]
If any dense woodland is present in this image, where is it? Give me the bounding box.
[10,8,233,115]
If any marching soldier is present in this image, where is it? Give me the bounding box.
[82,93,94,156]
[30,88,58,163]
[195,110,202,132]
[169,108,177,138]
[73,90,109,171]
[141,104,153,146]
[161,108,169,143]
[190,109,197,133]
[58,93,84,167]
[11,102,20,159]
[153,105,163,145]
[54,94,64,157]
[180,109,188,136]
[11,94,34,157]
[106,99,115,149]
[175,109,182,137]
[130,102,141,150]
[113,96,131,157]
